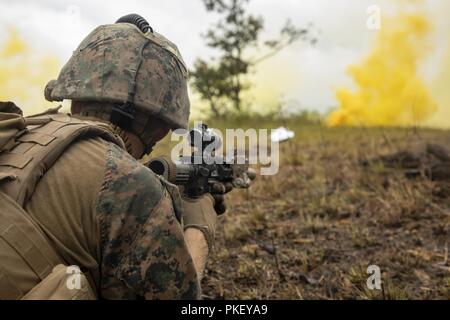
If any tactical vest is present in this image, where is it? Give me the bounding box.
[0,106,125,299]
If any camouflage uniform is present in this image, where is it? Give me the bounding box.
[45,21,190,131]
[1,123,200,299]
[0,16,201,299]
[96,143,199,299]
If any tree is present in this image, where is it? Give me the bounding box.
[191,0,316,117]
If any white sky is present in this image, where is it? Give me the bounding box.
[0,0,448,114]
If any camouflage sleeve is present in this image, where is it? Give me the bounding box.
[96,143,200,299]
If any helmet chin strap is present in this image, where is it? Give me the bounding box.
[110,102,135,130]
[143,142,155,156]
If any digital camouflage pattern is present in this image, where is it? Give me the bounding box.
[45,23,190,129]
[97,142,199,299]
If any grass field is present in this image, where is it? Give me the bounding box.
[153,117,450,300]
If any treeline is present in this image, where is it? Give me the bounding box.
[190,0,317,119]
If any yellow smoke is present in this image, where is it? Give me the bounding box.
[0,29,60,115]
[427,43,450,128]
[246,57,301,114]
[328,8,437,127]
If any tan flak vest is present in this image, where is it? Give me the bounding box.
[0,105,124,299]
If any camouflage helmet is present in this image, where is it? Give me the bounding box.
[45,15,190,129]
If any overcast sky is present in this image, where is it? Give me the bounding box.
[0,0,448,115]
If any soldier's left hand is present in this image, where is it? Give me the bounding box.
[211,168,256,215]
[210,182,233,215]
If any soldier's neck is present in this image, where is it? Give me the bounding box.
[110,125,145,159]
[71,101,145,159]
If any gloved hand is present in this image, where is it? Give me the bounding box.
[182,194,218,252]
[209,182,233,215]
[210,168,257,215]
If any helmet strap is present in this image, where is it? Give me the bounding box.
[110,102,135,130]
[143,143,155,155]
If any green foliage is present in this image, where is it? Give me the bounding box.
[191,0,315,117]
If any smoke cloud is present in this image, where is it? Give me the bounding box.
[327,3,438,127]
[0,29,60,115]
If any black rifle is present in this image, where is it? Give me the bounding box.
[148,124,255,197]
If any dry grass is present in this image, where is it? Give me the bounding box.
[153,119,450,300]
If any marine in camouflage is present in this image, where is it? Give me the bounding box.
[45,23,190,130]
[0,15,202,300]
[97,142,200,299]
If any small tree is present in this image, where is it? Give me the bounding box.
[191,0,316,117]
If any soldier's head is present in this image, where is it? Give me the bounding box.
[44,14,190,158]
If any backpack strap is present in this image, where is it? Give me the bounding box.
[0,112,125,299]
[0,191,63,299]
[0,191,61,278]
[0,265,23,299]
[0,113,125,207]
